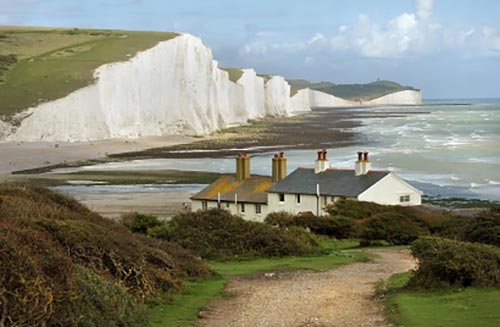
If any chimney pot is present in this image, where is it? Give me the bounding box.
[363,151,369,161]
[317,151,322,160]
[279,152,284,158]
[357,151,363,161]
[323,149,327,160]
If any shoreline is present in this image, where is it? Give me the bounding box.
[0,135,199,177]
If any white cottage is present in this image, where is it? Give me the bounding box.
[191,149,422,221]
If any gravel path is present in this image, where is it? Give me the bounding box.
[197,249,416,327]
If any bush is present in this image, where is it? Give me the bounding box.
[123,212,164,234]
[409,237,500,289]
[264,211,295,227]
[153,209,319,260]
[0,184,211,326]
[463,207,500,247]
[435,206,500,247]
[361,212,429,245]
[325,199,387,219]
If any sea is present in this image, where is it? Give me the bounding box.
[53,99,500,202]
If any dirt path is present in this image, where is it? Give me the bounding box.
[197,249,416,327]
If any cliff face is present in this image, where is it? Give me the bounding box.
[0,33,422,142]
[3,34,302,142]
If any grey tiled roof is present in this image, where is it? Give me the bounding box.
[267,168,390,197]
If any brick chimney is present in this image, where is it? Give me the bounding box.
[272,152,287,182]
[236,153,251,181]
[355,151,371,176]
[314,148,329,174]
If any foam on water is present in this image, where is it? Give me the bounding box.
[53,99,500,201]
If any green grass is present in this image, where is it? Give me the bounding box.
[148,277,228,327]
[0,27,178,117]
[208,250,369,275]
[287,79,417,101]
[7,169,221,187]
[220,67,243,83]
[385,272,500,327]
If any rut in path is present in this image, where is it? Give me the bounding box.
[196,249,416,327]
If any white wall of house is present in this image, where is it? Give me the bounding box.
[358,173,422,205]
[191,199,268,222]
[267,192,349,216]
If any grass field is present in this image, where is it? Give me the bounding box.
[287,79,417,100]
[6,169,221,187]
[220,67,243,83]
[148,277,228,327]
[0,27,177,117]
[148,239,368,326]
[385,272,500,327]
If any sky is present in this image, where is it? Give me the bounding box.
[1,0,500,99]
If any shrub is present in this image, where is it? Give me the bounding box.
[325,199,387,219]
[463,208,500,247]
[264,211,295,227]
[293,214,359,239]
[435,206,500,247]
[0,184,211,326]
[159,209,319,260]
[123,212,164,234]
[361,212,428,245]
[409,237,500,289]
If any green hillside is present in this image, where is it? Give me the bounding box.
[0,184,210,326]
[0,26,178,118]
[288,79,417,100]
[220,67,243,82]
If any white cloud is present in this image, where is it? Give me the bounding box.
[415,0,433,21]
[240,0,500,62]
[242,41,267,56]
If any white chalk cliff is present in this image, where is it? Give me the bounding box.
[0,33,422,142]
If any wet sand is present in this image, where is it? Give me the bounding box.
[0,135,198,176]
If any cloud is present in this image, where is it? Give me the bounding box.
[415,0,433,21]
[240,0,500,66]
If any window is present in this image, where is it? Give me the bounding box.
[202,200,208,210]
[399,195,411,203]
[279,193,285,202]
[255,204,262,214]
[323,196,328,206]
[241,203,245,213]
[296,194,301,204]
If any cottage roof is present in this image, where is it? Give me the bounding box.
[191,175,273,204]
[267,167,390,197]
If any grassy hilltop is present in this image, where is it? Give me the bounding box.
[288,78,418,100]
[0,26,177,118]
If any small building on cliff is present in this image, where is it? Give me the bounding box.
[191,150,422,221]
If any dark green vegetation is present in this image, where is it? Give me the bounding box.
[265,200,436,245]
[124,209,320,260]
[0,27,177,117]
[220,67,243,83]
[383,272,500,327]
[8,169,221,187]
[125,211,368,326]
[288,79,417,100]
[0,184,210,326]
[409,237,500,288]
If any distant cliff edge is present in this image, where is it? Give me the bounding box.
[0,29,421,142]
